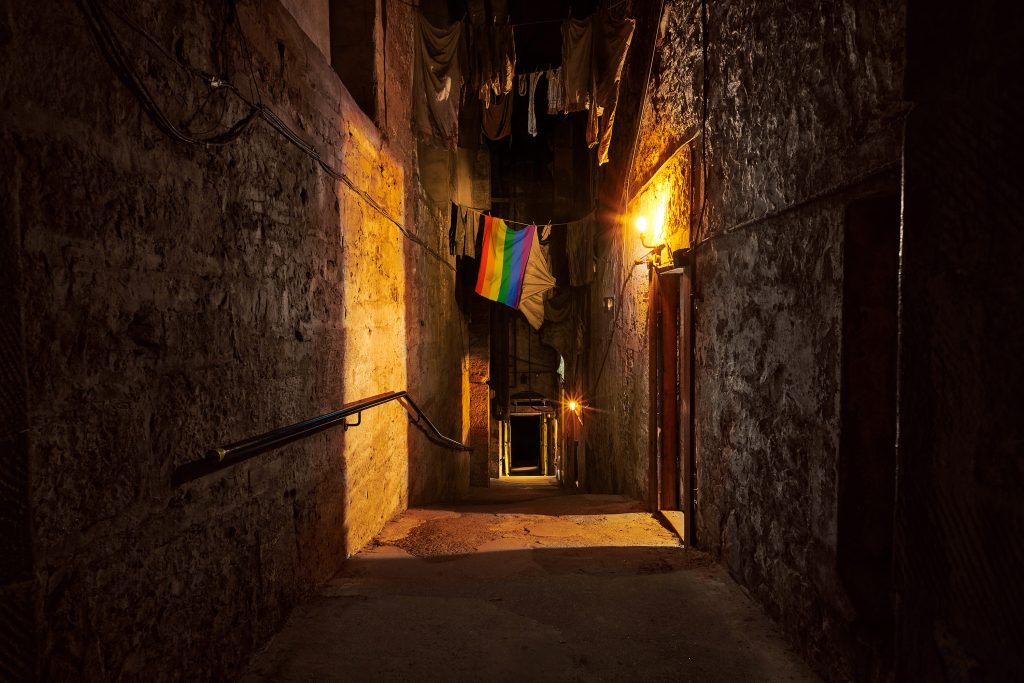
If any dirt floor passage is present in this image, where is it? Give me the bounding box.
[244,478,818,682]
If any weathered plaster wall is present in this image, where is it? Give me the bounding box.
[584,0,673,503]
[591,0,905,679]
[1,0,467,678]
[896,1,1024,678]
[587,227,651,499]
[278,0,331,62]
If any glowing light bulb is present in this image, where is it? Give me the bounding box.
[568,400,578,412]
[635,215,647,235]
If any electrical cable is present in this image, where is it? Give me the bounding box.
[589,259,642,395]
[694,0,710,243]
[78,0,455,271]
[78,0,260,146]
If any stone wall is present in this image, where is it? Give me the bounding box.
[0,0,467,678]
[589,0,905,679]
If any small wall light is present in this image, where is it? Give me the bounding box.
[635,204,670,267]
[603,296,615,313]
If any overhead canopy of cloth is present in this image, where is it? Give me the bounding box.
[518,236,556,329]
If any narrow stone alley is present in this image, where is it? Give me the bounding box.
[5,0,1021,680]
[243,479,817,682]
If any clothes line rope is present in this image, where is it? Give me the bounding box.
[453,202,598,228]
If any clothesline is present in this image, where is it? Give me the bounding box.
[453,201,597,228]
[393,0,621,29]
[416,9,635,163]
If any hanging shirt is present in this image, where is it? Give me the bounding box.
[482,90,513,140]
[449,204,478,258]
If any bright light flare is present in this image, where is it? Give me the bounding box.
[652,205,666,244]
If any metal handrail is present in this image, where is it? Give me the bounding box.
[172,390,470,486]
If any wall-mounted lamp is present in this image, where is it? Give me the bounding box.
[636,214,665,251]
[603,296,615,313]
[635,207,672,268]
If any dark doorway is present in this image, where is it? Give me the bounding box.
[510,415,542,475]
[837,194,900,675]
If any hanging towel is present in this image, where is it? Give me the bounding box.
[527,71,542,137]
[476,217,536,307]
[413,16,463,145]
[518,227,557,329]
[482,90,513,140]
[546,67,564,114]
[566,214,596,286]
[594,14,636,164]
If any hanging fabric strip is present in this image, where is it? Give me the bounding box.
[594,14,636,164]
[546,67,564,114]
[527,71,542,137]
[475,217,536,308]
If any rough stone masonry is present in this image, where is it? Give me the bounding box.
[1,0,467,678]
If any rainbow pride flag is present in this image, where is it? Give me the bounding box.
[475,216,536,307]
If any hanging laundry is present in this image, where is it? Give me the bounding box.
[518,227,557,329]
[527,71,542,137]
[473,24,515,106]
[593,14,636,164]
[449,203,478,258]
[461,0,491,104]
[546,67,564,114]
[482,90,513,140]
[413,16,463,145]
[566,214,596,286]
[559,14,635,164]
[476,217,536,307]
[518,74,527,97]
[489,24,516,99]
[561,17,594,114]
